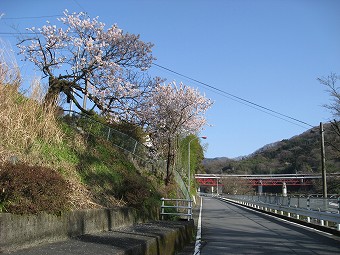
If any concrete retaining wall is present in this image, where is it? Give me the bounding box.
[0,207,150,252]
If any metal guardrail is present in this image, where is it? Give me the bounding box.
[195,173,340,178]
[222,195,340,231]
[227,194,340,213]
[160,198,193,220]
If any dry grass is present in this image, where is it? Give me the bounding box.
[0,50,103,210]
[0,50,63,160]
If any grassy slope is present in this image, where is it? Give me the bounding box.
[0,75,163,215]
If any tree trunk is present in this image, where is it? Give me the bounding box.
[165,138,173,185]
[44,76,96,116]
[44,76,62,107]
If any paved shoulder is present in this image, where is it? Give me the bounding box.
[200,197,340,254]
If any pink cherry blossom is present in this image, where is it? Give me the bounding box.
[17,10,155,119]
[139,81,213,184]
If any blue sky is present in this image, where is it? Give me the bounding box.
[1,0,340,158]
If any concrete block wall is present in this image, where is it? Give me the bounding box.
[0,207,147,252]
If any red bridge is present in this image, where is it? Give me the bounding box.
[194,174,324,187]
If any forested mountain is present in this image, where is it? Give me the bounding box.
[203,123,340,175]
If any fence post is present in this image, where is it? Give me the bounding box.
[106,128,111,141]
[161,198,165,220]
[132,140,138,154]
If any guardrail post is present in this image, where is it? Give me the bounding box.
[307,196,310,210]
[161,198,165,220]
[188,199,192,220]
[320,219,324,226]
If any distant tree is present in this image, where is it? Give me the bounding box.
[221,177,254,195]
[318,73,340,154]
[278,150,293,163]
[318,73,340,117]
[181,134,205,175]
[312,177,340,194]
[140,81,213,185]
[17,10,156,122]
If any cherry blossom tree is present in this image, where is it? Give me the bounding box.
[140,81,213,185]
[17,10,155,120]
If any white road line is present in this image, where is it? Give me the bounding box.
[193,197,203,255]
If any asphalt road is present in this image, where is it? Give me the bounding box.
[199,197,340,255]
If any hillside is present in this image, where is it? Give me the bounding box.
[0,55,207,215]
[203,124,340,175]
[0,60,166,215]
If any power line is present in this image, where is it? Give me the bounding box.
[0,1,86,21]
[0,15,61,20]
[0,32,37,35]
[152,63,314,128]
[178,76,308,128]
[72,0,87,13]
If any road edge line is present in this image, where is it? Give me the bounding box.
[193,196,203,255]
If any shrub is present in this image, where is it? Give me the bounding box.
[118,173,160,210]
[0,162,71,214]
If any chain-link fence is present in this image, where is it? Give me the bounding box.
[173,168,190,199]
[62,111,156,162]
[62,111,190,196]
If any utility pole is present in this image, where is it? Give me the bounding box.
[320,122,327,198]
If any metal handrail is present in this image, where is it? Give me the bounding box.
[160,198,193,221]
